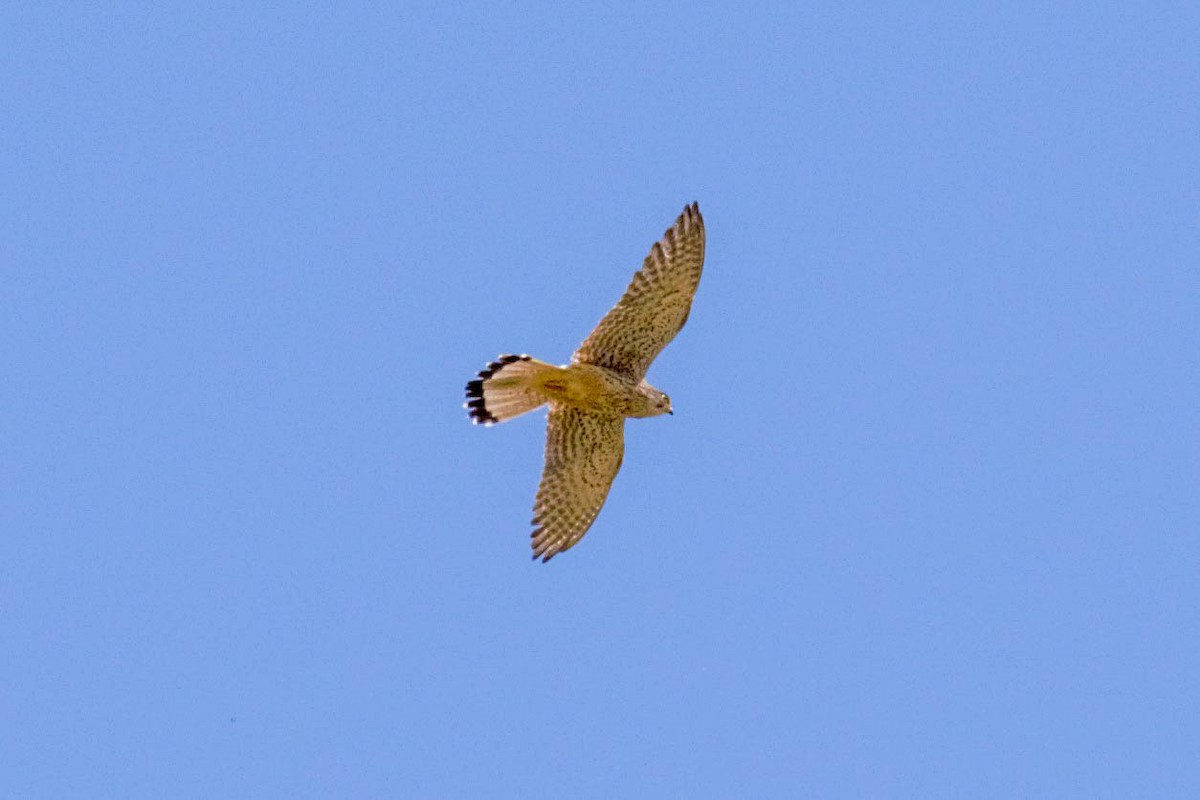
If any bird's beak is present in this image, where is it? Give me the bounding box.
[667,409,674,415]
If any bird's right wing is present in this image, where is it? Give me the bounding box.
[530,405,625,562]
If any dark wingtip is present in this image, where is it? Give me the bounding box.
[667,202,703,240]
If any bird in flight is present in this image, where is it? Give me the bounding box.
[464,203,706,562]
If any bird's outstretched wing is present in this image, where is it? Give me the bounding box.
[572,203,705,380]
[531,405,625,562]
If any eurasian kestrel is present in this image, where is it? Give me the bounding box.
[464,203,705,561]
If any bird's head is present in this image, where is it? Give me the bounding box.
[637,383,673,417]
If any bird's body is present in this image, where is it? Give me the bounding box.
[536,362,664,418]
[465,203,706,561]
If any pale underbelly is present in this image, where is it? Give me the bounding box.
[542,366,633,415]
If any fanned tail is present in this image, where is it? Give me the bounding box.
[463,354,558,425]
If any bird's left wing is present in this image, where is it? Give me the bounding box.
[530,405,625,562]
[572,203,705,381]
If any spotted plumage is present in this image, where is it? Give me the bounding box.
[531,407,625,561]
[574,203,706,381]
[464,203,706,561]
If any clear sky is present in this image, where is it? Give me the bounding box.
[4,4,1198,797]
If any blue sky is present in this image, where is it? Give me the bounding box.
[3,4,1198,797]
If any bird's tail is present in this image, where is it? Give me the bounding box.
[464,354,560,425]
